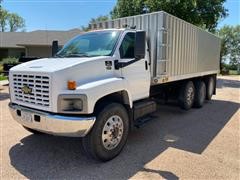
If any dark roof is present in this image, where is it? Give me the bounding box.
[0,28,82,48]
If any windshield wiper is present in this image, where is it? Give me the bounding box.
[54,54,64,58]
[64,53,90,57]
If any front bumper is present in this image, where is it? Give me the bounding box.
[9,103,96,137]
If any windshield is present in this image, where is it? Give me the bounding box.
[56,30,121,57]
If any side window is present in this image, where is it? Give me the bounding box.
[119,32,135,59]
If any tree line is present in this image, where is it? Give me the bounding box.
[0,0,238,70]
[0,1,25,32]
[85,0,239,71]
[86,0,228,33]
[219,25,240,71]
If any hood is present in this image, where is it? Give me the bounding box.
[10,57,107,73]
[9,55,116,112]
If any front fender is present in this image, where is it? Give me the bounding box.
[76,77,133,113]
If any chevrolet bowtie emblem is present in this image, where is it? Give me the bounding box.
[21,85,32,94]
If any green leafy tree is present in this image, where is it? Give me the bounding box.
[0,0,25,32]
[111,0,146,19]
[0,0,4,20]
[218,25,240,70]
[0,8,8,32]
[8,13,25,32]
[89,15,109,24]
[81,15,109,31]
[111,0,228,32]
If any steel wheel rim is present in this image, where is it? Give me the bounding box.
[187,87,194,105]
[102,115,124,150]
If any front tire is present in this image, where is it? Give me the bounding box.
[82,103,129,161]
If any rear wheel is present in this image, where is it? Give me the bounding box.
[82,103,129,161]
[178,81,195,110]
[194,81,206,108]
[206,76,215,100]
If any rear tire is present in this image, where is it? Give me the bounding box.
[194,81,206,108]
[82,103,129,161]
[206,76,215,100]
[178,81,195,110]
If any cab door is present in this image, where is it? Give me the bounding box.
[117,31,151,101]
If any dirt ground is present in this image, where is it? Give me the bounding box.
[0,76,239,179]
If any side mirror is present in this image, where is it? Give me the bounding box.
[134,31,146,59]
[52,40,59,57]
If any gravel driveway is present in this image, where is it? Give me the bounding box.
[1,76,239,179]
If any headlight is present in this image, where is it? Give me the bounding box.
[60,99,83,111]
[58,94,87,113]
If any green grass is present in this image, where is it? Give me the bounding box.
[0,64,3,72]
[0,74,7,81]
[0,64,6,81]
[0,65,7,81]
[229,70,240,75]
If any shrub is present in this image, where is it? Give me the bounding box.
[0,57,19,65]
[0,74,8,81]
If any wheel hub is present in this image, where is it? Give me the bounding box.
[112,126,119,139]
[187,87,194,105]
[102,115,124,150]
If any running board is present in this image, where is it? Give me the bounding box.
[133,100,157,121]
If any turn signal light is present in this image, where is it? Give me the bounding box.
[68,80,76,90]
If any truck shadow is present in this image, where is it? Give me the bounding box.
[9,99,239,179]
[0,84,10,101]
[0,92,9,101]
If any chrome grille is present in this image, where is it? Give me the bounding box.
[12,74,50,107]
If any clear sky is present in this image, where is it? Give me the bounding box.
[2,0,240,32]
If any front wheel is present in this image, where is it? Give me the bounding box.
[82,103,129,161]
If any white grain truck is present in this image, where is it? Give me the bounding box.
[9,11,221,161]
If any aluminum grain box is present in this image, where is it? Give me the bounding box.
[90,11,221,85]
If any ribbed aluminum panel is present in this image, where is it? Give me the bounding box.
[90,11,221,84]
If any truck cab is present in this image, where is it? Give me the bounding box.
[9,29,154,161]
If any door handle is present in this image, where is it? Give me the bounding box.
[145,61,148,70]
